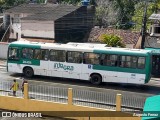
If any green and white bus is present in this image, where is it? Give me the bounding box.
[7,41,152,85]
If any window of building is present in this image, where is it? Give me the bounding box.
[13,18,20,23]
[154,27,160,34]
[8,47,19,60]
[50,50,65,62]
[13,14,20,23]
[67,51,82,63]
[83,53,100,65]
[138,57,145,69]
[22,48,33,59]
[34,49,49,60]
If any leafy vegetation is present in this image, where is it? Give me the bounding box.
[99,34,125,47]
[132,0,160,31]
[0,0,159,31]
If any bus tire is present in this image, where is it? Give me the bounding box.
[23,67,34,78]
[90,74,102,85]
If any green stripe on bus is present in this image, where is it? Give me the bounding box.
[8,59,40,66]
[9,43,41,48]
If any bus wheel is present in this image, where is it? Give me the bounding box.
[90,74,102,85]
[23,67,34,78]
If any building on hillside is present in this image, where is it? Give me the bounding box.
[88,28,140,48]
[3,3,95,43]
[145,13,160,76]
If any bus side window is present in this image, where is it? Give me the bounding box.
[138,57,145,69]
[101,54,108,66]
[50,50,66,62]
[67,51,82,63]
[22,48,33,59]
[107,55,118,67]
[34,49,41,59]
[83,53,100,65]
[41,49,49,60]
[119,56,131,68]
[131,56,137,68]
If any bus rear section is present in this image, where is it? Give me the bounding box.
[92,49,152,85]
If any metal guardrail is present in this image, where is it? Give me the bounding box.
[73,89,116,110]
[0,81,146,112]
[0,81,23,98]
[28,84,68,103]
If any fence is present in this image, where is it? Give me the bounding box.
[0,81,23,97]
[29,84,68,103]
[0,81,147,112]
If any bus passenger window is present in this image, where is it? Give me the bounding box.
[67,51,82,63]
[34,49,41,59]
[119,56,131,68]
[22,48,33,59]
[8,48,19,60]
[131,56,137,68]
[41,50,49,60]
[101,54,108,65]
[107,55,118,66]
[50,50,65,62]
[83,53,100,65]
[138,57,145,69]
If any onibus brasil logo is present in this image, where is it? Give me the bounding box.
[54,63,74,71]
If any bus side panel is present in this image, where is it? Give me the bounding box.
[8,63,23,73]
[93,65,146,84]
[80,64,94,80]
[48,61,83,79]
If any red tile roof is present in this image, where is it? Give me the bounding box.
[88,28,140,45]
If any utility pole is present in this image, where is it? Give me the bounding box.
[141,1,148,49]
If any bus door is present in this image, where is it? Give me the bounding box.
[33,49,49,76]
[152,55,160,76]
[48,50,64,77]
[80,53,100,81]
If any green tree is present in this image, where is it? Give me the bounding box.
[0,0,5,12]
[0,0,26,10]
[111,0,137,29]
[132,1,160,31]
[99,34,125,47]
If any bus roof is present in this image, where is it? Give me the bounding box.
[9,41,151,55]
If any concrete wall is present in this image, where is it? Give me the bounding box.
[21,20,54,39]
[0,42,8,59]
[0,84,141,120]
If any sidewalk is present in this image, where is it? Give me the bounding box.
[0,59,6,67]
